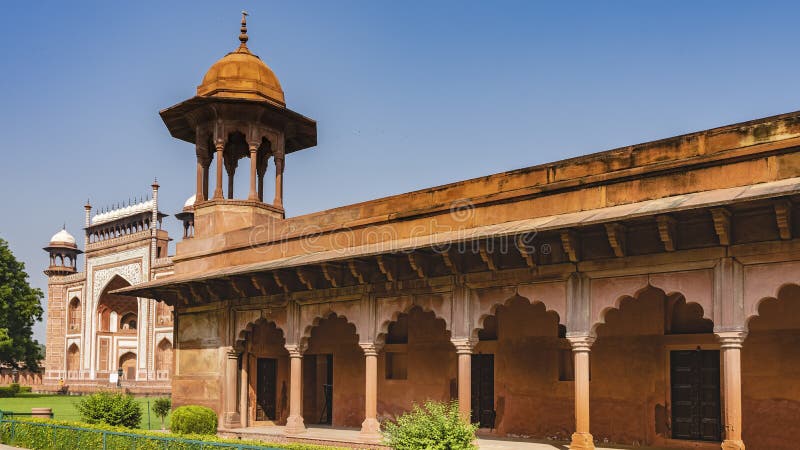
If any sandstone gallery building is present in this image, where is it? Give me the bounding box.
[104,16,800,450]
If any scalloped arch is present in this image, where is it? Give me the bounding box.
[376,303,452,346]
[745,282,800,331]
[472,293,563,341]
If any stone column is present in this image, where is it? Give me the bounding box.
[240,351,249,428]
[223,349,241,428]
[567,334,596,450]
[195,158,205,202]
[273,155,284,208]
[360,342,382,442]
[248,143,259,201]
[451,338,475,422]
[285,344,306,435]
[213,142,224,199]
[717,331,747,450]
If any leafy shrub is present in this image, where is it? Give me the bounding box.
[8,383,20,395]
[382,400,477,450]
[0,387,15,398]
[0,417,347,450]
[76,391,143,428]
[19,386,32,393]
[170,405,217,435]
[151,397,171,430]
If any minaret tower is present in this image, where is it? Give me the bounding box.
[160,12,317,238]
[44,227,82,276]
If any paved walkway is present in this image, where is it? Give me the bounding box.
[225,425,673,449]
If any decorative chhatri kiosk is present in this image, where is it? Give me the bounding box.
[121,14,800,450]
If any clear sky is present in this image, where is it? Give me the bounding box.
[2,1,800,344]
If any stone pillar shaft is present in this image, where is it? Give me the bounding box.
[240,351,249,428]
[273,156,284,208]
[248,145,259,201]
[451,338,474,422]
[717,331,747,450]
[213,143,225,199]
[223,350,240,428]
[567,334,595,450]
[360,343,381,442]
[285,345,306,434]
[196,158,205,202]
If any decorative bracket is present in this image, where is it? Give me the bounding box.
[478,241,498,271]
[348,260,367,284]
[321,263,339,288]
[407,253,426,279]
[516,235,536,268]
[774,200,792,240]
[604,223,627,257]
[560,230,580,263]
[656,215,677,252]
[711,208,732,246]
[376,255,395,282]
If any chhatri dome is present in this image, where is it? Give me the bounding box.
[196,11,285,105]
[49,228,76,248]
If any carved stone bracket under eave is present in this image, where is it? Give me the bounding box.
[478,241,498,271]
[560,230,580,263]
[711,208,732,246]
[376,255,396,282]
[348,260,367,284]
[516,235,536,268]
[774,200,793,240]
[656,215,677,252]
[604,223,627,257]
[321,263,340,288]
[407,253,426,279]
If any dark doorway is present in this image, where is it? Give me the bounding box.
[256,358,277,421]
[470,354,495,428]
[670,350,721,442]
[319,354,333,424]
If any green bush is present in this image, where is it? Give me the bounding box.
[76,391,143,428]
[382,400,477,450]
[151,397,171,430]
[8,383,20,395]
[170,405,217,435]
[0,417,347,450]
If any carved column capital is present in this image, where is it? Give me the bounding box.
[285,344,306,358]
[451,338,476,355]
[566,333,596,352]
[715,330,748,349]
[359,342,382,357]
[226,349,241,360]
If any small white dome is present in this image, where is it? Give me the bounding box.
[184,194,196,208]
[50,229,76,246]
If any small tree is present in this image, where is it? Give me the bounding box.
[77,391,143,428]
[152,397,171,430]
[0,239,44,370]
[383,400,477,450]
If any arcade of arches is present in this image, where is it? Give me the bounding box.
[160,268,800,450]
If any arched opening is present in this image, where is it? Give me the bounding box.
[119,352,137,380]
[592,287,716,446]
[742,284,800,450]
[68,298,81,332]
[241,320,289,425]
[97,276,137,333]
[377,306,454,422]
[303,313,361,428]
[155,338,173,380]
[66,344,80,379]
[471,295,566,437]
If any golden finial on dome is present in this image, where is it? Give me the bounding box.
[239,10,249,47]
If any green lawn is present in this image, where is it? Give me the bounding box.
[0,393,170,430]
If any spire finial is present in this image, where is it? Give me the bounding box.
[239,10,249,47]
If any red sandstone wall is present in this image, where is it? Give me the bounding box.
[742,285,800,450]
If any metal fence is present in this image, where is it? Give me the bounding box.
[0,417,284,450]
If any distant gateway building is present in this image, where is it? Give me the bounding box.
[42,188,187,393]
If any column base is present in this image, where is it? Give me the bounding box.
[222,412,241,429]
[721,439,745,450]
[284,415,306,435]
[569,432,595,450]
[360,418,382,443]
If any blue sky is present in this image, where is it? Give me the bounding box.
[2,1,799,343]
